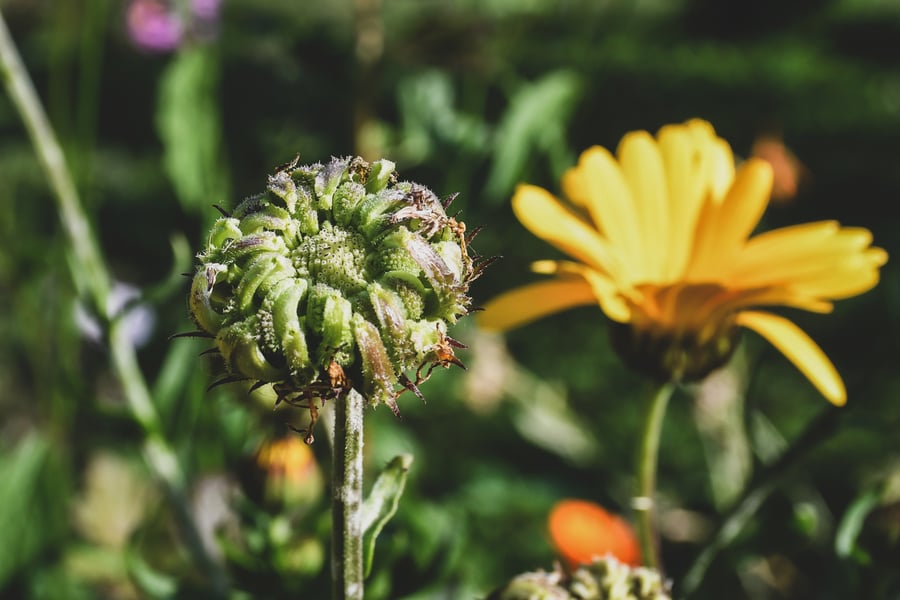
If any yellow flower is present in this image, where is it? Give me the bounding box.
[479,119,887,405]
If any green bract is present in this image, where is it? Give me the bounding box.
[188,156,480,419]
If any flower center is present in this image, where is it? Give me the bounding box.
[293,222,369,296]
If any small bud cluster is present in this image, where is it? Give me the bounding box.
[187,156,488,436]
[569,556,670,600]
[488,557,670,600]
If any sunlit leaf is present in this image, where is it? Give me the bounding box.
[485,70,582,201]
[156,47,228,216]
[0,435,67,588]
[835,488,880,561]
[124,543,179,599]
[362,454,414,576]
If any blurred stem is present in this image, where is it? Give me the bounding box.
[0,9,110,309]
[680,406,841,597]
[74,0,111,194]
[0,12,226,595]
[332,389,365,600]
[634,382,675,571]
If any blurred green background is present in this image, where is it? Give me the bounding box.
[2,0,900,598]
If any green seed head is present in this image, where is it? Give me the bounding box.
[488,557,670,600]
[569,557,671,600]
[188,156,481,416]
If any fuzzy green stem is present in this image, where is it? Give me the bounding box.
[634,382,675,571]
[333,389,366,600]
[679,406,841,597]
[0,12,226,594]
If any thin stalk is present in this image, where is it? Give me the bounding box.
[0,12,226,594]
[634,382,676,571]
[0,9,109,309]
[332,389,366,600]
[679,406,841,597]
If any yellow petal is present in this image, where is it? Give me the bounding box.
[531,260,632,322]
[512,185,621,278]
[688,159,773,280]
[731,223,886,299]
[658,124,707,279]
[717,159,773,247]
[698,287,834,321]
[617,131,669,281]
[736,310,846,406]
[562,146,645,282]
[786,248,887,299]
[730,221,840,279]
[707,138,734,202]
[477,278,599,332]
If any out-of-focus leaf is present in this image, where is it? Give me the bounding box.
[0,434,67,588]
[362,454,414,576]
[156,47,228,216]
[835,488,880,560]
[396,71,490,164]
[485,70,582,201]
[124,544,179,599]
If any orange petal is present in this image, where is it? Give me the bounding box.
[736,310,846,405]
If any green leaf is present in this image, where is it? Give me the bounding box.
[156,47,228,216]
[485,70,582,201]
[361,453,414,577]
[124,543,179,599]
[835,488,881,560]
[0,435,67,588]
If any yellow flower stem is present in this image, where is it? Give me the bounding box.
[332,388,366,600]
[634,381,676,571]
[679,406,841,597]
[0,12,226,595]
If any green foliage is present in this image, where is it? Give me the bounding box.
[484,70,581,201]
[362,454,413,576]
[0,436,69,588]
[156,47,228,216]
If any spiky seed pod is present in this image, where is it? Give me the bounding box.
[187,156,482,425]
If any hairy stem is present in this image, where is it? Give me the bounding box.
[332,389,366,600]
[634,382,675,571]
[0,12,226,594]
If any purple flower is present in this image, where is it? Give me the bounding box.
[191,0,222,21]
[126,0,222,53]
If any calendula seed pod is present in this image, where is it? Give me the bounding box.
[569,556,671,600]
[488,557,670,600]
[186,156,487,432]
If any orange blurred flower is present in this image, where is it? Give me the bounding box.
[751,134,808,204]
[254,435,323,508]
[548,499,641,569]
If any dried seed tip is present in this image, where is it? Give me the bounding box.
[185,155,485,428]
